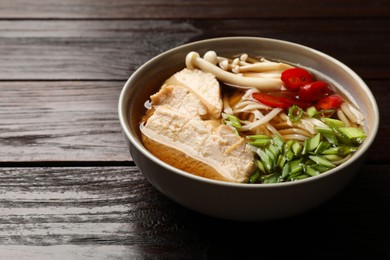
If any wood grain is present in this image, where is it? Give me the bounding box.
[0,81,130,162]
[0,0,389,19]
[0,165,388,259]
[0,20,198,80]
[0,19,389,80]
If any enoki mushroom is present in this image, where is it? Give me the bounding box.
[185,51,288,90]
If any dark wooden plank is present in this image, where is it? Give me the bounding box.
[0,80,387,163]
[0,20,198,80]
[0,0,388,19]
[0,81,130,162]
[0,165,388,259]
[0,19,388,80]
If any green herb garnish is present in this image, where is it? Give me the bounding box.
[247,124,366,184]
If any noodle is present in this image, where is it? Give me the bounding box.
[266,123,281,136]
[240,108,283,131]
[223,95,233,114]
[142,51,368,184]
[278,128,313,138]
[341,102,357,124]
[234,102,271,113]
[337,108,352,127]
[280,134,308,142]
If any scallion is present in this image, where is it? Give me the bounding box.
[306,106,318,118]
[249,138,270,147]
[223,113,242,129]
[339,127,367,144]
[288,105,303,123]
[309,155,336,168]
[322,117,345,127]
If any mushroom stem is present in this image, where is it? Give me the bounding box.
[243,72,283,79]
[219,59,231,71]
[185,51,283,90]
[243,55,260,64]
[237,62,293,73]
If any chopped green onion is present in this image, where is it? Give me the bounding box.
[285,148,295,162]
[306,106,318,117]
[310,164,333,173]
[295,174,310,180]
[318,110,336,118]
[331,126,353,145]
[277,154,287,169]
[288,105,303,123]
[272,135,285,150]
[313,141,330,154]
[302,138,310,155]
[340,146,358,155]
[268,144,280,159]
[249,121,366,184]
[322,154,344,161]
[316,127,338,145]
[304,165,320,177]
[247,134,270,140]
[249,170,261,183]
[321,146,357,156]
[265,147,277,164]
[258,149,273,172]
[292,141,302,156]
[290,159,303,175]
[262,174,279,184]
[223,113,242,129]
[256,159,267,174]
[281,162,290,179]
[321,147,340,155]
[284,140,294,153]
[322,117,345,127]
[249,138,270,147]
[309,155,336,168]
[339,127,367,144]
[303,133,321,154]
[309,133,321,151]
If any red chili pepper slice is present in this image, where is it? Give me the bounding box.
[293,99,313,109]
[252,93,312,109]
[281,68,313,91]
[298,81,333,102]
[315,94,344,110]
[252,93,294,108]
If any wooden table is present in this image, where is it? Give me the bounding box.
[1,1,389,259]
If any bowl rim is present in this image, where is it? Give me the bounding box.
[118,36,380,188]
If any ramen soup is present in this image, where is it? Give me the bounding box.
[140,50,366,184]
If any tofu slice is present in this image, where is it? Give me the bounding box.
[164,68,223,119]
[150,84,208,119]
[141,106,255,183]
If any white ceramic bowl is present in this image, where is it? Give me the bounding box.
[118,37,379,221]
